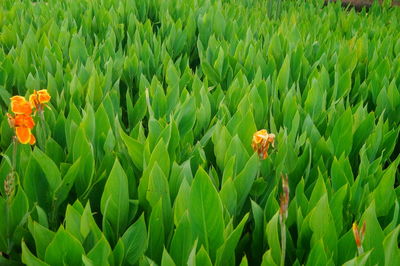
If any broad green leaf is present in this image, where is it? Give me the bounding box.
[196,246,213,266]
[309,194,337,257]
[331,109,353,157]
[383,225,400,266]
[161,248,176,266]
[119,127,144,171]
[189,167,224,260]
[28,221,55,260]
[306,240,327,266]
[361,202,385,265]
[342,250,372,266]
[266,212,281,265]
[216,213,249,266]
[69,34,88,64]
[147,199,165,264]
[373,160,398,217]
[170,213,194,266]
[277,55,291,93]
[22,241,50,266]
[44,227,85,266]
[86,235,112,266]
[54,158,81,208]
[100,159,129,240]
[32,147,61,193]
[234,154,259,214]
[122,214,148,265]
[219,177,237,216]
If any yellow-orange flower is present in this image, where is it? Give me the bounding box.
[15,127,36,145]
[8,94,38,145]
[251,129,275,160]
[7,113,36,145]
[10,96,32,115]
[352,222,366,249]
[29,89,51,110]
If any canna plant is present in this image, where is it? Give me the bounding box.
[0,0,399,265]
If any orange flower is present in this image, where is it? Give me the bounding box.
[15,127,35,145]
[251,129,275,160]
[352,222,366,249]
[10,96,32,115]
[7,114,36,145]
[14,114,35,129]
[29,89,51,110]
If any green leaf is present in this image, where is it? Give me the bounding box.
[138,138,170,205]
[9,187,29,236]
[100,159,129,240]
[44,227,85,266]
[173,179,191,226]
[54,158,81,208]
[309,194,338,257]
[216,213,249,266]
[176,96,196,136]
[251,200,265,264]
[28,221,55,260]
[170,213,194,266]
[201,61,220,85]
[87,235,112,266]
[266,212,281,265]
[119,127,144,171]
[306,240,327,266]
[236,110,257,155]
[373,160,398,217]
[335,69,351,100]
[161,248,176,266]
[331,109,353,157]
[342,250,372,266]
[65,204,83,242]
[128,93,147,129]
[383,225,400,266]
[219,177,237,216]
[361,202,385,265]
[122,214,148,265]
[69,34,88,64]
[261,250,277,266]
[196,246,213,266]
[234,154,260,214]
[224,135,249,174]
[72,128,94,196]
[111,239,125,266]
[147,199,165,263]
[277,54,291,93]
[80,202,102,243]
[189,167,224,260]
[32,147,61,193]
[331,155,353,191]
[22,241,50,266]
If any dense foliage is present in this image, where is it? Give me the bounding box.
[0,0,399,265]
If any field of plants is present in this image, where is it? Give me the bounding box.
[0,0,399,265]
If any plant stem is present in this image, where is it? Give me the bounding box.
[280,215,286,266]
[12,136,17,177]
[357,246,364,256]
[39,109,47,138]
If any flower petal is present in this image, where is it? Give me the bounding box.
[29,133,36,145]
[38,90,51,103]
[16,127,31,144]
[14,115,35,129]
[29,93,39,108]
[11,98,32,115]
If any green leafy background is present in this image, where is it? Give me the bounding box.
[0,0,399,265]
